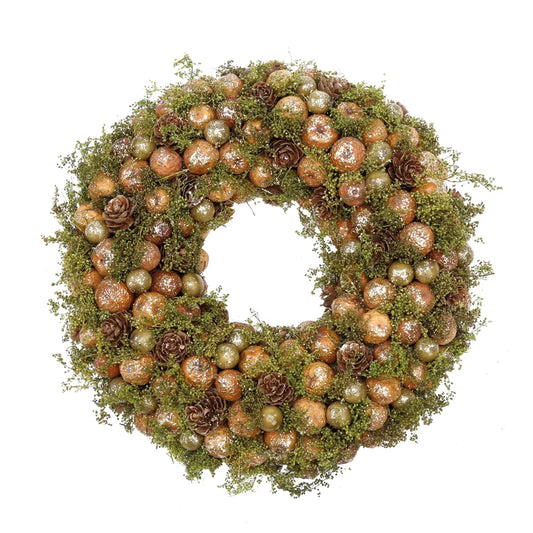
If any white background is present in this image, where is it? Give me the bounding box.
[1,1,531,531]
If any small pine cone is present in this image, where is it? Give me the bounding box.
[185,389,227,436]
[270,139,303,168]
[103,195,135,231]
[154,330,189,365]
[258,372,297,405]
[321,284,338,309]
[251,82,278,110]
[337,341,373,375]
[371,229,397,263]
[317,75,350,98]
[449,188,464,201]
[392,101,409,116]
[101,313,131,347]
[309,186,334,221]
[213,201,235,223]
[154,112,186,146]
[175,173,203,207]
[387,151,425,189]
[261,185,284,206]
[446,281,470,308]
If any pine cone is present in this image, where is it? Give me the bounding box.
[175,173,203,207]
[251,82,278,110]
[270,139,303,168]
[392,101,408,116]
[154,330,189,365]
[103,195,135,231]
[321,284,338,309]
[309,186,334,221]
[387,151,425,189]
[371,229,397,263]
[261,185,285,206]
[258,372,297,405]
[337,341,373,375]
[154,112,186,146]
[446,281,470,308]
[185,389,227,436]
[317,76,350,98]
[101,313,131,347]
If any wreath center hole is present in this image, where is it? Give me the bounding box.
[204,201,324,326]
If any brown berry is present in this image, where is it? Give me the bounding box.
[339,180,366,207]
[183,140,219,175]
[118,160,147,193]
[293,398,327,434]
[188,104,215,129]
[204,425,232,458]
[150,270,182,298]
[89,172,116,200]
[301,114,338,149]
[238,345,270,374]
[132,292,167,326]
[149,147,183,178]
[399,222,435,255]
[137,241,161,271]
[94,354,120,378]
[366,401,388,430]
[215,369,243,402]
[366,377,402,405]
[275,95,308,119]
[360,310,392,344]
[181,355,217,389]
[330,137,366,172]
[386,190,416,225]
[95,279,133,313]
[303,361,334,396]
[120,353,155,385]
[336,101,364,121]
[362,118,388,145]
[405,282,435,313]
[264,429,297,455]
[145,188,171,214]
[297,156,328,187]
[219,141,249,174]
[396,318,422,345]
[228,401,260,438]
[312,328,340,364]
[363,278,396,309]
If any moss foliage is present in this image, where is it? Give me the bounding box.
[46,56,496,497]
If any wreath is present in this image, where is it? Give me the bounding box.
[48,57,495,496]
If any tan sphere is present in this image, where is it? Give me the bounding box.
[145,188,171,214]
[337,101,364,121]
[181,355,217,389]
[396,318,422,345]
[331,294,365,319]
[339,180,366,207]
[137,241,161,271]
[95,279,133,313]
[360,310,392,344]
[362,118,388,145]
[204,425,232,459]
[301,114,339,149]
[91,238,114,276]
[264,428,297,455]
[89,172,116,200]
[399,222,435,255]
[386,190,416,225]
[303,361,334,395]
[132,292,167,326]
[183,140,219,175]
[149,147,183,178]
[366,401,389,431]
[187,104,215,129]
[73,202,103,231]
[363,278,396,309]
[238,345,270,374]
[405,282,436,313]
[293,398,327,434]
[118,160,148,193]
[120,353,155,385]
[312,327,340,364]
[219,141,249,174]
[275,95,308,119]
[366,377,402,405]
[217,73,243,98]
[154,408,181,433]
[249,156,273,187]
[297,156,328,187]
[215,369,243,402]
[330,137,366,172]
[228,401,261,438]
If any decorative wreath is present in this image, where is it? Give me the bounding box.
[48,57,495,496]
